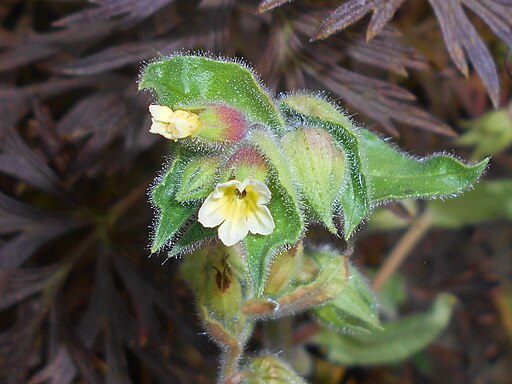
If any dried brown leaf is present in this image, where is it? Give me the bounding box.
[0,265,61,310]
[306,60,455,136]
[53,39,183,75]
[258,0,294,13]
[0,222,81,268]
[429,0,500,107]
[0,130,62,194]
[366,0,405,40]
[313,0,402,41]
[347,27,429,76]
[0,303,41,382]
[54,0,176,27]
[0,45,59,72]
[463,0,512,50]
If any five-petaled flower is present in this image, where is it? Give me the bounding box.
[198,178,275,246]
[149,104,200,140]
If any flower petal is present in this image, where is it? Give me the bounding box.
[172,110,201,138]
[149,104,174,122]
[218,217,249,246]
[198,194,229,228]
[247,205,275,235]
[244,178,271,204]
[150,120,176,140]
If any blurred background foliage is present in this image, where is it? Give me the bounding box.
[0,0,511,383]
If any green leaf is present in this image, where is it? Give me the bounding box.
[282,128,345,233]
[245,131,304,295]
[280,94,370,239]
[457,108,512,160]
[314,263,381,333]
[167,222,217,258]
[311,294,456,365]
[139,55,285,133]
[374,272,407,319]
[368,180,512,231]
[175,156,220,202]
[426,179,512,228]
[241,355,308,384]
[358,129,488,202]
[151,149,199,253]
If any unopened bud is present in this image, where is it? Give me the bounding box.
[283,128,345,233]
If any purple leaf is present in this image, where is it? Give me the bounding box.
[258,0,294,13]
[429,0,500,107]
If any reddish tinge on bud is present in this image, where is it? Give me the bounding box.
[197,104,249,143]
[227,146,268,182]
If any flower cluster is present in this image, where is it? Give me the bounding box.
[149,105,275,246]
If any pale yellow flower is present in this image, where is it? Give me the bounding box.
[149,104,201,140]
[198,178,275,246]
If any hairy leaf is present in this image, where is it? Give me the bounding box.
[314,263,381,333]
[175,156,220,202]
[369,180,512,231]
[151,149,200,253]
[247,131,303,294]
[139,55,286,133]
[280,94,370,239]
[242,355,308,384]
[358,129,489,202]
[311,294,456,365]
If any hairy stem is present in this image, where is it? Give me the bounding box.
[222,344,243,384]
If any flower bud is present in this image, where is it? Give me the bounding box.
[227,146,268,182]
[283,127,345,233]
[197,104,249,143]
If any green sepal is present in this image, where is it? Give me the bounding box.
[151,149,199,253]
[240,355,308,384]
[245,131,304,295]
[311,293,456,365]
[139,54,285,133]
[166,222,217,259]
[264,247,303,297]
[279,94,370,239]
[243,179,303,297]
[275,250,349,315]
[175,156,220,202]
[181,246,246,338]
[313,263,381,333]
[282,128,345,233]
[244,249,350,318]
[358,129,489,202]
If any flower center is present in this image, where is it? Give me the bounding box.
[236,189,247,199]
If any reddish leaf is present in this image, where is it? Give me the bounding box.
[429,0,500,107]
[258,0,294,13]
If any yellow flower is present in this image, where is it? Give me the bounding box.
[149,104,201,140]
[198,178,275,246]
